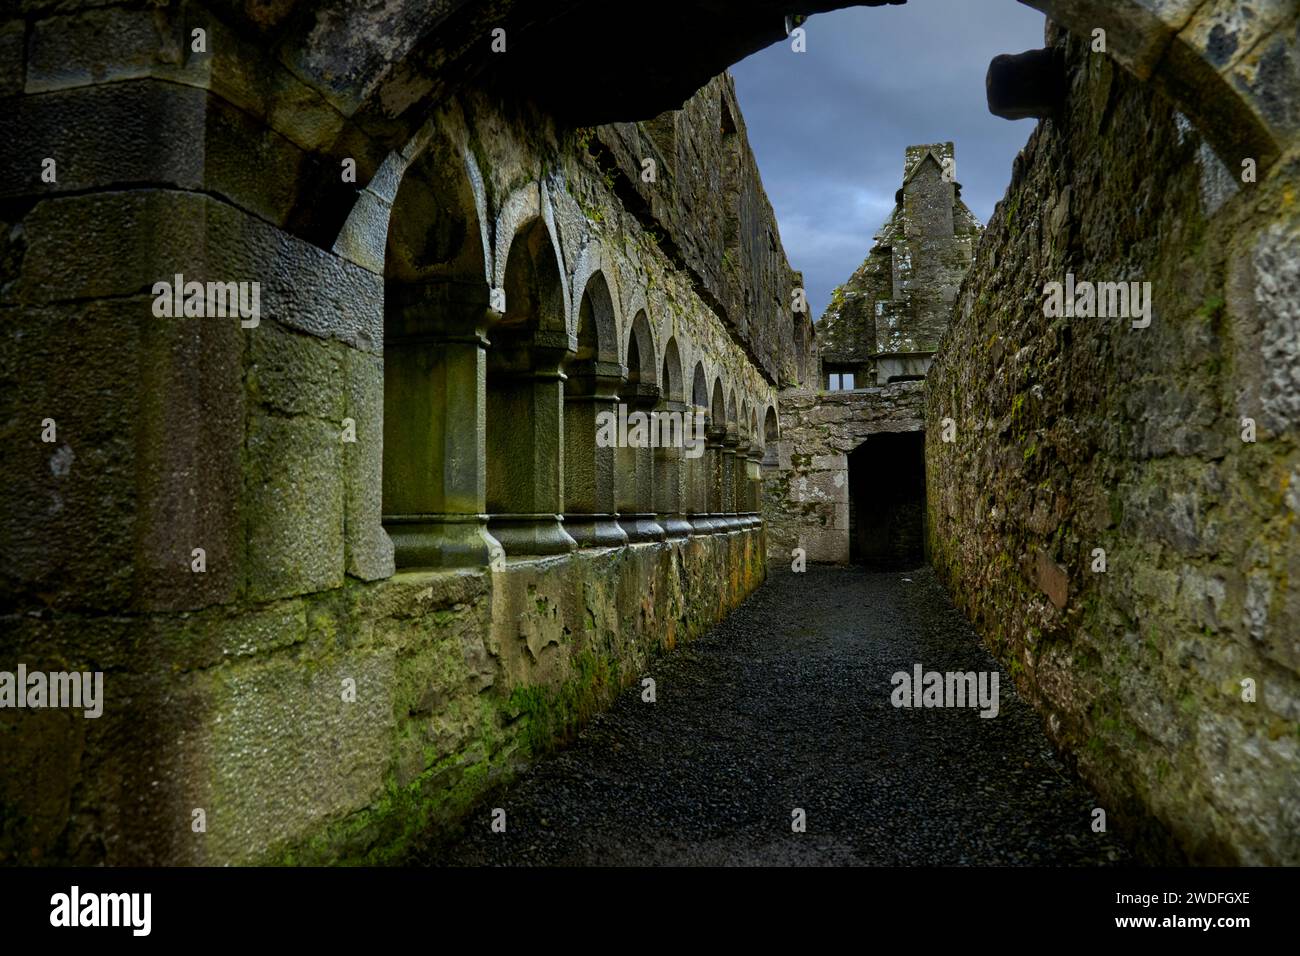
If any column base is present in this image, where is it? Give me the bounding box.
[564,514,629,548]
[689,514,717,534]
[488,514,578,557]
[618,514,666,543]
[383,514,502,570]
[659,515,693,540]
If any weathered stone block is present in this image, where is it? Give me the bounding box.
[25,5,343,153]
[248,321,346,420]
[245,413,345,602]
[344,347,395,581]
[132,298,246,613]
[0,81,205,199]
[1034,548,1069,610]
[207,196,384,354]
[200,649,396,863]
[25,6,173,93]
[0,299,141,610]
[1181,0,1295,75]
[800,527,850,564]
[8,190,384,352]
[790,470,848,504]
[811,453,847,471]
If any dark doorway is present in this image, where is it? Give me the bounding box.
[847,431,926,569]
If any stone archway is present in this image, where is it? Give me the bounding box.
[486,210,577,556]
[619,311,666,542]
[380,115,493,571]
[563,264,626,547]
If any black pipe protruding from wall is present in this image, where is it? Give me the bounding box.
[986,47,1067,121]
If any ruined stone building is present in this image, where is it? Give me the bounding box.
[2,0,1298,868]
[763,143,979,567]
[817,143,982,391]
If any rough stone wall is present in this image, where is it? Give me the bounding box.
[927,25,1300,864]
[763,383,925,566]
[817,143,980,383]
[0,3,784,864]
[592,74,807,389]
[898,146,982,353]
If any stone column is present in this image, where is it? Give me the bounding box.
[618,384,666,543]
[383,290,501,568]
[563,361,628,548]
[486,333,578,556]
[745,442,765,529]
[730,429,750,529]
[654,400,695,540]
[688,409,716,534]
[720,428,740,531]
[705,422,728,532]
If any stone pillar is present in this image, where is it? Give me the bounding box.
[563,361,628,548]
[745,442,765,529]
[383,292,501,568]
[720,428,740,531]
[705,422,728,532]
[618,384,666,543]
[654,400,695,540]
[730,429,750,529]
[486,334,578,556]
[688,409,716,534]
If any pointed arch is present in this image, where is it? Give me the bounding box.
[381,120,494,570]
[691,361,709,409]
[661,337,684,404]
[570,243,621,364]
[573,268,620,366]
[625,310,659,390]
[493,183,570,335]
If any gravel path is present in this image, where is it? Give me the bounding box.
[422,565,1132,866]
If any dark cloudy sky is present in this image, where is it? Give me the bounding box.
[730,0,1046,321]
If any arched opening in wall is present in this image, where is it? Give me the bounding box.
[725,386,741,521]
[739,399,759,524]
[762,405,779,468]
[709,378,729,525]
[381,133,494,569]
[847,431,926,570]
[689,361,714,532]
[661,339,683,406]
[563,269,624,547]
[618,311,665,542]
[692,363,709,410]
[486,216,576,556]
[656,337,693,539]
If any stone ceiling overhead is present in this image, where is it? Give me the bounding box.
[483,0,907,124]
[194,0,1292,170]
